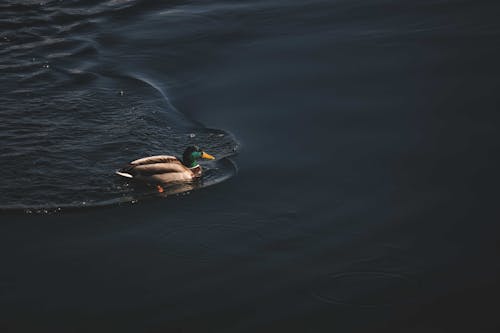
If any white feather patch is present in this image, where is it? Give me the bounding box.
[115,171,133,178]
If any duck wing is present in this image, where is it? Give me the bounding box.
[130,155,179,166]
[116,155,186,179]
[130,161,187,175]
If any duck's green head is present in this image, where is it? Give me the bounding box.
[182,145,215,168]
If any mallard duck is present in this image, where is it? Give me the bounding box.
[116,146,215,188]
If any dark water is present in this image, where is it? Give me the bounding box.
[0,0,241,210]
[1,0,500,332]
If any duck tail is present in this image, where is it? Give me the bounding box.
[115,170,134,178]
[115,164,134,178]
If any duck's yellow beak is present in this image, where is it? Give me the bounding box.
[201,151,215,160]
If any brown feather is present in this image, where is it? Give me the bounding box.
[118,154,202,185]
[131,162,187,175]
[130,155,179,166]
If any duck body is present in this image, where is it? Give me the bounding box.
[116,146,214,186]
[116,155,202,184]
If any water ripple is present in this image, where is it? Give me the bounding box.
[0,0,239,212]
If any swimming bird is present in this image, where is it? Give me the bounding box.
[116,146,215,188]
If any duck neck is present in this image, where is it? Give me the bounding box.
[183,157,198,168]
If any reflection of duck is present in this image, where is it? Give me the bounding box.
[116,146,215,190]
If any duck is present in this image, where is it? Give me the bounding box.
[116,146,215,190]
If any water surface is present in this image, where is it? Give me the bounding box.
[1,0,499,332]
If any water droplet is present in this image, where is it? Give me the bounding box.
[188,133,196,138]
